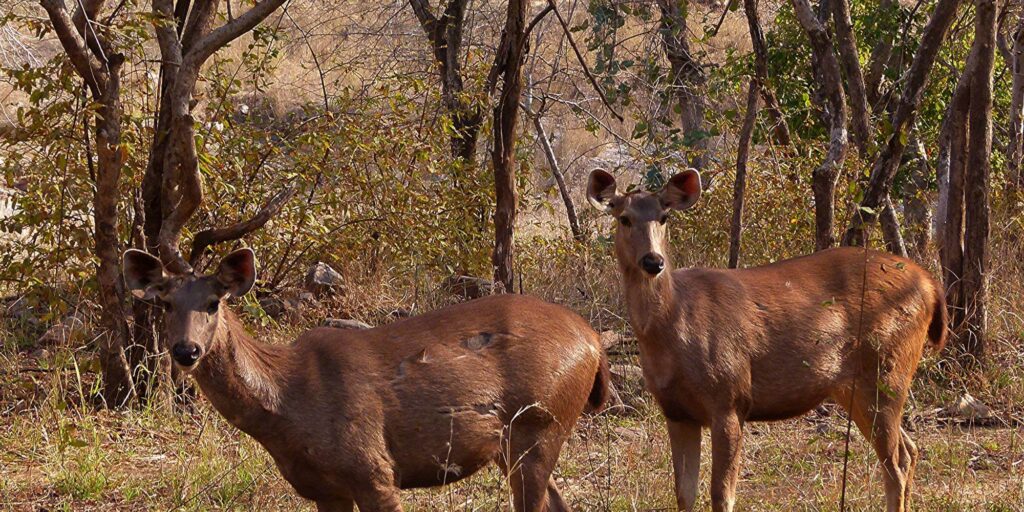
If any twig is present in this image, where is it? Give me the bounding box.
[546,0,624,122]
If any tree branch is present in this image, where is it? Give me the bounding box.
[546,0,623,122]
[188,186,297,267]
[184,0,289,69]
[40,0,106,98]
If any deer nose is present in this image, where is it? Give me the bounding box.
[640,253,665,275]
[171,341,203,367]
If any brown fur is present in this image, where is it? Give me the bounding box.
[123,250,608,512]
[587,169,945,512]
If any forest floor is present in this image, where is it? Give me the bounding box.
[2,342,1022,511]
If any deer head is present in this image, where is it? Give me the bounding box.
[123,248,256,369]
[586,168,701,277]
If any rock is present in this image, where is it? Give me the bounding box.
[38,313,86,346]
[609,363,645,391]
[599,330,623,350]
[258,289,314,321]
[322,318,372,330]
[304,262,344,297]
[946,393,994,422]
[441,275,494,300]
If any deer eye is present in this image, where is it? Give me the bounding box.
[206,301,219,314]
[659,214,669,225]
[618,216,632,227]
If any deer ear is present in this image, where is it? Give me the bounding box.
[660,169,702,211]
[216,248,257,298]
[587,169,620,212]
[123,249,168,300]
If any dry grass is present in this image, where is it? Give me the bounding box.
[2,350,1022,511]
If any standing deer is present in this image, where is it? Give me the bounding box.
[586,169,946,512]
[123,248,609,512]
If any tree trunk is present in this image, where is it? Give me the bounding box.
[791,0,849,251]
[730,80,759,269]
[960,0,996,362]
[490,0,528,292]
[743,0,791,145]
[1006,13,1024,189]
[842,0,962,246]
[864,0,897,106]
[409,0,481,165]
[879,195,907,257]
[40,0,136,406]
[830,0,872,155]
[533,117,582,242]
[903,136,933,259]
[657,0,707,169]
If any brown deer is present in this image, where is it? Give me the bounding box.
[586,169,946,512]
[123,248,609,512]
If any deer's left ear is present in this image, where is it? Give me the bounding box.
[660,169,702,211]
[215,248,257,298]
[123,249,168,300]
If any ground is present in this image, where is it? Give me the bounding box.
[2,347,1021,511]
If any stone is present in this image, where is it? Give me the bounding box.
[304,262,344,297]
[946,393,994,422]
[322,318,372,330]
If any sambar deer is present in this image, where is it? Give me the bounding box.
[586,169,946,512]
[123,248,609,512]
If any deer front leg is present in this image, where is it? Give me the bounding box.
[666,419,701,511]
[709,410,743,512]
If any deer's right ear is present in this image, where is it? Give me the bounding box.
[123,249,168,300]
[587,169,620,212]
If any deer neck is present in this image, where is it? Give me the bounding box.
[621,259,677,338]
[191,310,293,434]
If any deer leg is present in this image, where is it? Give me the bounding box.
[709,410,743,512]
[351,482,403,512]
[545,478,573,512]
[841,383,909,512]
[316,498,354,512]
[498,428,570,512]
[900,427,919,508]
[666,419,701,511]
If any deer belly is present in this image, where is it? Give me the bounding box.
[387,404,504,489]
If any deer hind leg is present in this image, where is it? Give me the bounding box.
[666,419,702,511]
[899,427,919,507]
[839,383,910,512]
[497,426,572,512]
[709,410,743,512]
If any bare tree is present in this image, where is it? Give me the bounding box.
[409,0,482,164]
[790,0,849,251]
[937,46,975,337]
[42,0,294,404]
[730,79,758,269]
[961,0,998,361]
[842,0,963,246]
[656,0,707,168]
[743,0,791,145]
[40,0,133,406]
[488,0,529,292]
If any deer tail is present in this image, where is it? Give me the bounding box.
[587,349,611,413]
[927,284,949,351]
